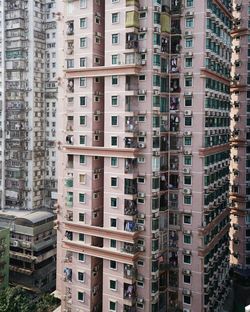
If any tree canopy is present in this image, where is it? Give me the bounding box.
[0,287,59,312]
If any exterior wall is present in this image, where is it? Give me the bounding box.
[0,228,10,290]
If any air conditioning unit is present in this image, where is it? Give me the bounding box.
[140,48,147,53]
[139,27,147,32]
[137,274,144,281]
[13,240,19,247]
[184,150,192,155]
[183,168,190,174]
[183,309,191,312]
[138,192,145,198]
[183,188,192,195]
[184,131,192,136]
[185,30,193,36]
[154,27,160,33]
[138,213,145,219]
[153,6,160,12]
[153,151,160,156]
[184,230,191,235]
[183,289,191,295]
[138,245,145,252]
[139,131,146,136]
[183,269,191,275]
[153,130,160,136]
[138,142,146,148]
[184,92,193,96]
[140,6,147,11]
[138,90,146,95]
[141,60,146,65]
[137,298,144,304]
[138,225,145,231]
[184,110,192,116]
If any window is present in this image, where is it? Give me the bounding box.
[112,54,119,65]
[80,135,86,145]
[78,272,85,282]
[80,57,86,67]
[183,215,192,224]
[80,155,86,164]
[111,197,117,208]
[80,116,86,125]
[110,218,117,228]
[111,177,118,187]
[109,301,117,311]
[111,96,118,106]
[184,274,191,284]
[185,57,193,67]
[78,253,85,262]
[185,38,193,48]
[80,18,87,28]
[184,175,192,185]
[112,13,119,23]
[184,195,192,205]
[183,295,191,305]
[110,280,117,291]
[112,76,118,85]
[78,291,85,302]
[184,234,192,244]
[79,213,85,222]
[79,193,85,203]
[184,116,192,126]
[185,77,193,87]
[80,96,86,106]
[80,37,87,48]
[185,17,194,28]
[67,59,74,68]
[112,34,119,44]
[110,239,116,248]
[183,254,191,264]
[138,115,146,122]
[111,157,118,166]
[79,0,87,8]
[184,137,192,146]
[186,0,194,7]
[111,116,118,126]
[80,77,87,87]
[185,97,192,106]
[110,260,117,269]
[111,136,118,146]
[79,233,85,241]
[184,155,192,165]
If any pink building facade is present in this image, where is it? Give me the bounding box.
[56,1,232,311]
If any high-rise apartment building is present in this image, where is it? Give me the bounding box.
[56,0,232,311]
[0,0,57,210]
[0,0,58,294]
[230,0,250,308]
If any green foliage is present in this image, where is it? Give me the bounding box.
[0,287,59,312]
[0,286,35,312]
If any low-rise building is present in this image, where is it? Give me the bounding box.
[0,227,10,290]
[0,210,56,293]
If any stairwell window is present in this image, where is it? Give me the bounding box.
[185,17,194,28]
[79,193,85,203]
[79,0,87,9]
[80,77,87,87]
[112,13,119,24]
[77,291,85,302]
[80,37,87,48]
[183,295,191,305]
[186,0,194,7]
[112,55,119,65]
